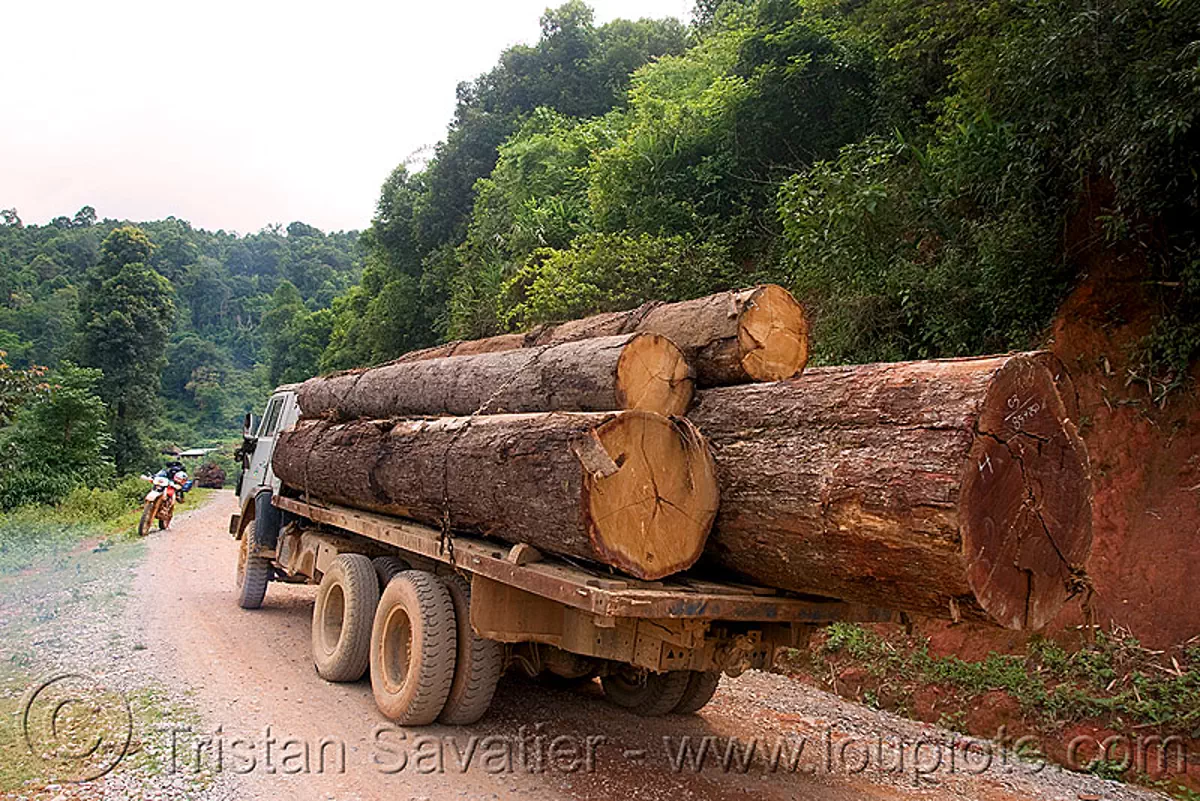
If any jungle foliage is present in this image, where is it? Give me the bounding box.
[3,0,1197,508]
[336,0,1198,376]
[0,215,362,506]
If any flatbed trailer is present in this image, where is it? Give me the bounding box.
[231,384,897,726]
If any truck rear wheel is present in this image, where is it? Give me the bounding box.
[601,668,690,716]
[372,555,410,589]
[673,671,721,714]
[369,571,457,726]
[312,554,379,682]
[438,574,503,725]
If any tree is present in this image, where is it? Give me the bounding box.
[261,281,332,385]
[95,226,156,282]
[162,334,228,401]
[80,228,175,473]
[324,4,689,366]
[286,221,322,239]
[0,362,112,509]
[0,349,49,426]
[72,206,97,228]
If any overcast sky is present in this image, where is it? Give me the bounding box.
[1,0,692,234]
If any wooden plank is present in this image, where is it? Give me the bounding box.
[272,495,899,625]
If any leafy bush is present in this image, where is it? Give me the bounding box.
[54,476,148,525]
[500,232,745,329]
[0,469,78,511]
[0,362,113,510]
[778,124,1066,363]
[0,476,147,574]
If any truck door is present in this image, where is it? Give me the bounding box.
[244,393,287,502]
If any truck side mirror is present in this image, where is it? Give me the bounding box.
[243,413,255,438]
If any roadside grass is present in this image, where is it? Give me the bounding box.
[0,668,211,794]
[808,622,1200,732]
[0,481,217,576]
[122,685,209,787]
[0,664,42,792]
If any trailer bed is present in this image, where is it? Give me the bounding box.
[274,495,897,626]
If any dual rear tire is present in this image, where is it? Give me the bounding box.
[368,570,457,725]
[601,668,721,716]
[311,560,503,726]
[312,554,379,682]
[274,540,719,723]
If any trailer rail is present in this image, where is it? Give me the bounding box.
[273,495,897,626]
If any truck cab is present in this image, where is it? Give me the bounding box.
[231,385,300,537]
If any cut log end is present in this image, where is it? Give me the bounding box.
[583,411,720,580]
[737,284,810,382]
[960,357,1093,630]
[615,333,695,417]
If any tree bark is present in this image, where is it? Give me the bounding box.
[272,411,720,581]
[388,285,809,387]
[297,333,693,420]
[688,354,1092,630]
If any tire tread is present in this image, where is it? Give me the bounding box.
[673,670,721,714]
[602,670,691,717]
[438,574,503,725]
[312,553,379,682]
[370,571,457,725]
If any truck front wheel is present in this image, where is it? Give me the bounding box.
[673,670,721,714]
[236,530,271,609]
[312,554,379,681]
[369,571,457,726]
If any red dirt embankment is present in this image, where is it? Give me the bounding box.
[922,190,1200,657]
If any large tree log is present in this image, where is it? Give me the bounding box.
[272,411,720,580]
[297,333,693,419]
[393,285,809,387]
[688,354,1093,630]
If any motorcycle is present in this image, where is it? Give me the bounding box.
[138,471,187,536]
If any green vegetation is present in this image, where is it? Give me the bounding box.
[812,623,1200,733]
[0,477,152,574]
[0,502,209,795]
[1,212,361,507]
[336,0,1198,381]
[802,624,1200,794]
[4,0,1198,505]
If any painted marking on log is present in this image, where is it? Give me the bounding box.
[978,453,994,477]
[1004,394,1042,432]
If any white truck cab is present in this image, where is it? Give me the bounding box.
[231,385,301,537]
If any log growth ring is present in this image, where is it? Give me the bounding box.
[614,333,694,417]
[737,284,810,382]
[583,411,720,580]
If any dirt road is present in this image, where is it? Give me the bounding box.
[127,492,1157,801]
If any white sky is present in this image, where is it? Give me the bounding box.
[0,0,692,234]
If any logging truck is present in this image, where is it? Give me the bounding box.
[230,384,896,726]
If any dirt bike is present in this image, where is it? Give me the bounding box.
[138,474,180,536]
